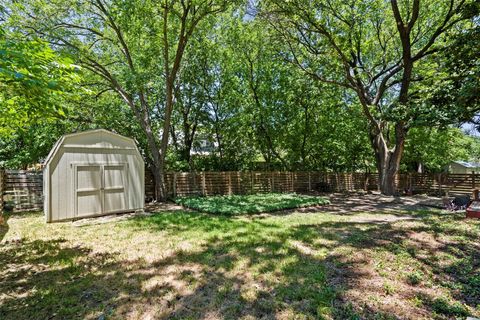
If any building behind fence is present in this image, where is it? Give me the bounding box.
[1,169,480,212]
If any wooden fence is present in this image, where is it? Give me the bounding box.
[145,171,379,198]
[2,170,480,212]
[143,171,480,198]
[2,170,43,212]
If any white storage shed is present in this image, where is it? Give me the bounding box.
[43,129,144,222]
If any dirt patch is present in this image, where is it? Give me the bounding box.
[145,201,185,213]
[71,202,185,227]
[256,192,450,222]
[316,192,445,214]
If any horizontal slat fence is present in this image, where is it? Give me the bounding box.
[2,170,480,212]
[145,171,478,198]
[144,171,381,198]
[3,170,43,212]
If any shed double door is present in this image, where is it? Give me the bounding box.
[74,164,127,218]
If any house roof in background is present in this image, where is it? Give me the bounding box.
[453,161,480,168]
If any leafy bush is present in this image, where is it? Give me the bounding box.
[406,271,424,285]
[175,193,329,215]
[431,297,469,317]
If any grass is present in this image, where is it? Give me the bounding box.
[174,193,330,215]
[0,199,479,319]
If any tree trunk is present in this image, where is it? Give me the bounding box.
[182,119,195,172]
[151,165,165,201]
[157,81,174,201]
[144,128,164,200]
[210,103,224,161]
[379,164,399,195]
[180,147,193,171]
[372,124,406,195]
[128,98,165,202]
[417,162,423,173]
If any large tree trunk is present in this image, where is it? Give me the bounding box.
[157,81,175,201]
[144,128,164,201]
[132,107,166,202]
[151,165,165,201]
[182,113,196,172]
[127,97,165,202]
[372,123,406,195]
[378,156,401,195]
[155,165,167,201]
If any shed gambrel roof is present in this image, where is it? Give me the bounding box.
[43,129,141,167]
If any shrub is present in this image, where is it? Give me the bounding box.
[406,271,424,285]
[431,297,469,317]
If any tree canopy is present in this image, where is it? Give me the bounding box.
[0,27,81,135]
[1,0,479,195]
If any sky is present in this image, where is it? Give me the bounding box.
[462,122,480,137]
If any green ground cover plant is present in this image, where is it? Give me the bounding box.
[174,193,330,215]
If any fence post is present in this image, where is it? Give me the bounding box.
[226,172,230,195]
[438,173,442,195]
[290,171,294,192]
[250,171,254,194]
[202,171,206,196]
[271,172,275,192]
[472,171,476,190]
[308,172,312,192]
[173,172,177,198]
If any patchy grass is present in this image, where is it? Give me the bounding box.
[0,201,479,319]
[174,193,329,215]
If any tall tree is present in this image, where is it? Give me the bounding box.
[402,127,473,173]
[0,27,81,136]
[424,2,480,127]
[263,0,477,194]
[9,0,231,200]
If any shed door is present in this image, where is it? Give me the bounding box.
[75,165,103,218]
[103,165,127,213]
[74,164,127,218]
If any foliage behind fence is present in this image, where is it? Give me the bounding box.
[2,170,480,212]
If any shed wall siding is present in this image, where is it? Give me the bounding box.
[46,130,144,222]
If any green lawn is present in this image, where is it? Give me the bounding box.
[0,203,479,319]
[174,193,330,215]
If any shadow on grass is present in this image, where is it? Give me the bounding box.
[1,212,353,319]
[125,212,401,318]
[0,213,9,243]
[1,210,478,319]
[0,239,144,319]
[290,216,479,317]
[132,211,479,319]
[144,219,340,319]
